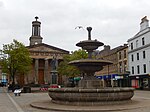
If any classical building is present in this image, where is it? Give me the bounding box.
[128,16,150,90]
[96,44,128,87]
[17,17,69,86]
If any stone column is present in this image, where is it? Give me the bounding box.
[35,58,39,84]
[44,59,48,84]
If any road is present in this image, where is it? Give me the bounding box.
[0,87,150,112]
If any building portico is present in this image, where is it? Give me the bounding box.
[25,43,69,85]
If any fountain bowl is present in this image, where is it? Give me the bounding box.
[76,40,104,51]
[48,87,134,106]
[69,59,112,73]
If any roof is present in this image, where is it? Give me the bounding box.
[96,45,128,59]
[127,27,150,42]
[26,43,69,54]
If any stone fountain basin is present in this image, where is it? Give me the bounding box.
[48,87,134,106]
[69,59,112,72]
[76,40,104,50]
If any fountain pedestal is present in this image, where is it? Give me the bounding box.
[78,75,103,89]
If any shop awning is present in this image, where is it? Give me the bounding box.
[96,76,103,79]
[103,75,111,79]
[74,77,81,81]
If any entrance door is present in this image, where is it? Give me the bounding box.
[38,69,44,84]
[131,79,139,88]
[17,74,24,86]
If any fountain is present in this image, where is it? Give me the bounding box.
[48,27,134,106]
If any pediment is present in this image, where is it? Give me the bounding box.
[29,45,59,53]
[27,43,69,54]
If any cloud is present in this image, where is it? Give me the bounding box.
[1,0,150,51]
[0,1,4,7]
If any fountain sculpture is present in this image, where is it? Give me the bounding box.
[48,27,134,106]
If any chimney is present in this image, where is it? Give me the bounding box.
[104,45,110,50]
[140,16,149,31]
[124,44,128,47]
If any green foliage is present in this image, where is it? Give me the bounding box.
[58,49,88,77]
[0,39,32,83]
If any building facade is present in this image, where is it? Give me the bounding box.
[0,53,8,86]
[128,16,150,90]
[96,45,127,87]
[17,17,69,86]
[117,44,130,87]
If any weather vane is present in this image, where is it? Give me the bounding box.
[35,16,39,21]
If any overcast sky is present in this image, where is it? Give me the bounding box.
[0,0,150,52]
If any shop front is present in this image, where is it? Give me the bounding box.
[96,74,118,87]
[130,74,150,90]
[115,74,130,87]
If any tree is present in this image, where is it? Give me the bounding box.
[0,39,32,86]
[58,49,88,77]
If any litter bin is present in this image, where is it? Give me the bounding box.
[23,86,31,93]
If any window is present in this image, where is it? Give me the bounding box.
[131,54,134,61]
[136,40,138,48]
[137,53,139,60]
[143,51,146,59]
[142,37,145,45]
[119,52,121,60]
[119,62,122,73]
[132,66,134,74]
[137,65,140,74]
[124,61,127,72]
[143,64,146,73]
[131,43,133,50]
[124,50,126,58]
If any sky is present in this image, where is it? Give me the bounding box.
[0,0,150,52]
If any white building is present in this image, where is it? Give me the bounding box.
[128,16,150,90]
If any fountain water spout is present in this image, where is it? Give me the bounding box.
[87,27,92,40]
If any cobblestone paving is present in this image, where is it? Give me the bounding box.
[119,90,150,112]
[10,92,51,112]
[0,87,18,112]
[1,87,150,112]
[13,90,150,112]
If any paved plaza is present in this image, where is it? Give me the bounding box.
[0,87,150,112]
